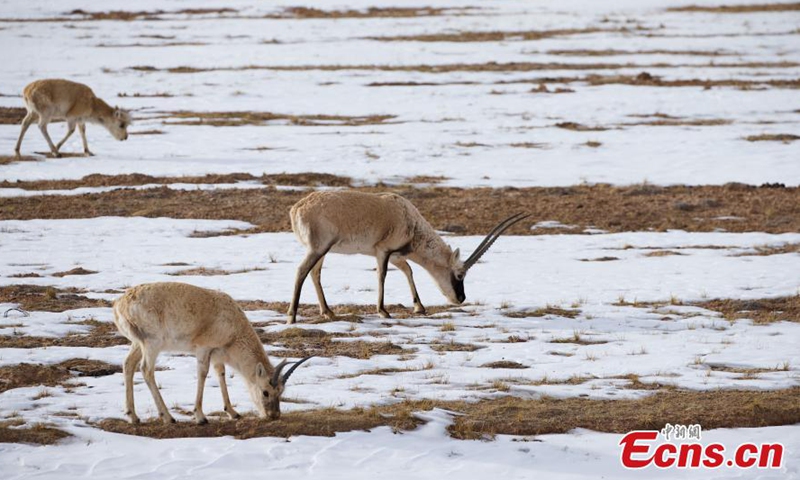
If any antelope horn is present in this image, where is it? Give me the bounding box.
[271,359,289,387]
[463,213,530,270]
[281,356,314,384]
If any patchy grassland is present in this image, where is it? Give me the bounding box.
[95,388,800,439]
[1,184,797,235]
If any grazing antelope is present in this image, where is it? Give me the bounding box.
[113,282,311,424]
[14,79,131,159]
[287,190,529,323]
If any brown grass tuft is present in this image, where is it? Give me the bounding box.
[505,307,580,319]
[744,134,799,143]
[155,110,395,127]
[1,172,351,191]
[481,361,527,369]
[668,3,800,13]
[694,296,800,324]
[259,329,408,359]
[0,285,110,312]
[52,267,98,277]
[0,107,26,125]
[0,421,71,445]
[94,388,800,440]
[0,359,120,392]
[555,122,608,132]
[369,28,619,43]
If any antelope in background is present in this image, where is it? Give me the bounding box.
[287,190,529,323]
[14,79,131,159]
[113,282,311,424]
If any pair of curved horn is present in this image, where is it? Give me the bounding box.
[271,356,314,387]
[463,213,530,271]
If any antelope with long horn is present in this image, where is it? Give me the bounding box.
[287,190,529,323]
[113,282,312,424]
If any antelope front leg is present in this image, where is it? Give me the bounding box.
[78,123,93,156]
[213,361,240,420]
[194,350,212,424]
[56,121,76,152]
[375,251,391,318]
[123,344,143,424]
[391,258,426,315]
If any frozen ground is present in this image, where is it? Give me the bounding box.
[1,0,799,479]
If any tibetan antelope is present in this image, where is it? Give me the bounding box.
[113,282,312,424]
[14,79,131,159]
[287,190,529,323]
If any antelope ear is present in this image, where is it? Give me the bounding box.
[255,363,267,378]
[450,248,461,265]
[114,107,122,118]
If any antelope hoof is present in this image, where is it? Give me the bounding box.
[322,310,337,320]
[160,413,176,425]
[52,152,62,158]
[286,316,296,325]
[378,309,391,319]
[84,151,94,157]
[227,410,241,420]
[126,413,140,424]
[414,305,427,315]
[195,416,208,425]
[13,151,21,160]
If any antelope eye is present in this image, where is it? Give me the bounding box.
[119,123,125,128]
[262,391,270,398]
[456,274,464,281]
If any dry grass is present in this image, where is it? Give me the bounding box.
[555,122,608,132]
[96,404,424,439]
[1,184,798,235]
[259,328,408,359]
[0,155,40,166]
[0,284,111,312]
[744,134,799,143]
[0,420,71,445]
[0,319,126,349]
[694,296,800,324]
[481,361,527,369]
[1,172,351,191]
[278,7,464,19]
[622,118,732,127]
[238,301,453,320]
[546,49,733,57]
[430,341,483,352]
[733,243,800,256]
[127,60,799,76]
[667,3,800,13]
[580,256,619,262]
[94,388,800,440]
[168,266,265,276]
[550,332,607,345]
[154,110,395,127]
[504,307,580,319]
[0,106,26,125]
[129,129,166,136]
[0,359,121,392]
[643,250,685,257]
[52,267,98,277]
[368,27,623,42]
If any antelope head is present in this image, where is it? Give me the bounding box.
[251,356,313,420]
[434,213,530,304]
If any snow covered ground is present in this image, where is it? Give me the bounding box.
[1,0,799,478]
